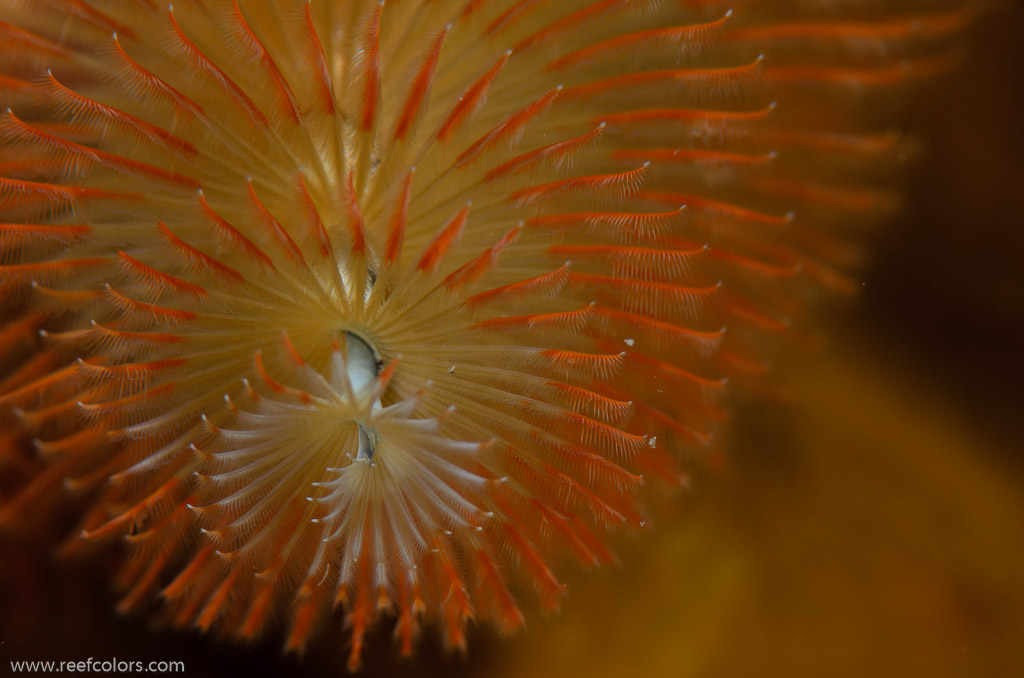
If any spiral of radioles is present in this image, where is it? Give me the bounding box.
[0,0,973,670]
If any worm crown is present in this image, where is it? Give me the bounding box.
[0,0,973,670]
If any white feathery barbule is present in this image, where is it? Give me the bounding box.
[0,0,974,669]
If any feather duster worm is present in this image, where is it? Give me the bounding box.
[0,0,975,670]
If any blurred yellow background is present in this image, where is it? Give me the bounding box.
[487,327,1024,678]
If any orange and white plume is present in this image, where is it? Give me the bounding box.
[0,0,974,670]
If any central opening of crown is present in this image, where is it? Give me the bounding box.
[342,331,384,465]
[341,331,381,394]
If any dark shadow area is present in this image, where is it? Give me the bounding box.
[861,2,1024,469]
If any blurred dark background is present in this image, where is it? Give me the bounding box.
[2,4,1022,677]
[864,0,1024,470]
